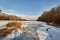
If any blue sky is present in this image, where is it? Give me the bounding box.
[0,0,60,20]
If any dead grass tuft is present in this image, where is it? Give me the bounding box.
[0,21,22,38]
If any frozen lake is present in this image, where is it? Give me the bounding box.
[0,21,60,40]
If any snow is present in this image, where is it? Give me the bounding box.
[0,21,60,40]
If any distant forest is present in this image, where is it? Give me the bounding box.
[0,10,26,21]
[37,5,60,25]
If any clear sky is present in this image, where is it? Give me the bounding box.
[0,0,60,20]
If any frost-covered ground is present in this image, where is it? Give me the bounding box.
[0,21,60,40]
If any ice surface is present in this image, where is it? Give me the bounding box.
[0,21,60,40]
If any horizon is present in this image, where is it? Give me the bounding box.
[0,0,60,20]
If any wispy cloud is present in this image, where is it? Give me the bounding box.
[19,15,38,20]
[7,9,16,12]
[2,9,16,13]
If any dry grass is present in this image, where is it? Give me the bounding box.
[0,28,14,38]
[0,22,22,38]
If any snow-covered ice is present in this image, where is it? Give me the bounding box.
[0,21,60,40]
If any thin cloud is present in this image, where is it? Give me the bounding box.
[7,9,16,12]
[18,14,38,20]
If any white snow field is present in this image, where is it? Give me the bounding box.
[0,21,60,40]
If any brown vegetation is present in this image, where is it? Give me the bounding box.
[0,11,26,21]
[0,22,22,38]
[0,28,14,38]
[6,22,22,31]
[37,5,60,25]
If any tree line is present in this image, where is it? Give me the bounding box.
[37,5,60,25]
[0,10,26,21]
